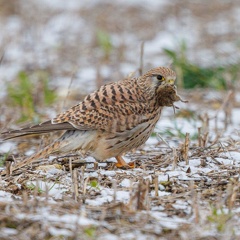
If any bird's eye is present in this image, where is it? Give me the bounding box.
[156,75,164,81]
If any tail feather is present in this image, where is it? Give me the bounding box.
[1,140,61,176]
[1,121,76,140]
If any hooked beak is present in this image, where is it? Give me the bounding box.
[167,79,175,86]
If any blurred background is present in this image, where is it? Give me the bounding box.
[0,0,240,123]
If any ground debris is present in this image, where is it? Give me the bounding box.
[1,88,240,239]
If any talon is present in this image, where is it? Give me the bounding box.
[128,161,135,168]
[115,162,135,169]
[115,156,135,169]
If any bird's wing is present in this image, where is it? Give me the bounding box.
[52,80,149,133]
[1,80,148,139]
[1,121,76,140]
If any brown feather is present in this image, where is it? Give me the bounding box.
[0,66,185,175]
[1,121,76,140]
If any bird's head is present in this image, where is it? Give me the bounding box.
[138,66,177,94]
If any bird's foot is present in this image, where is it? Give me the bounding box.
[115,156,135,169]
[115,161,135,169]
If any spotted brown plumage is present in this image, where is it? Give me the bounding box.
[1,66,185,174]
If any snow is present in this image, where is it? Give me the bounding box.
[158,175,169,182]
[0,142,15,153]
[0,1,240,238]
[0,190,15,202]
[48,227,72,237]
[2,99,240,237]
[188,158,201,167]
[120,178,131,187]
[172,200,189,210]
[144,32,176,55]
[116,190,130,202]
[25,149,36,156]
[86,194,113,206]
[86,187,131,206]
[99,170,116,177]
[150,191,171,197]
[221,151,240,163]
[98,234,119,240]
[26,180,68,199]
[17,210,98,227]
[1,228,18,235]
[145,137,159,145]
[150,212,187,229]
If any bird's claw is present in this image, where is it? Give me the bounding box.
[115,161,135,169]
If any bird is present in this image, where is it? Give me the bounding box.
[1,66,185,174]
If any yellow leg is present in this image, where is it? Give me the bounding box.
[115,155,134,168]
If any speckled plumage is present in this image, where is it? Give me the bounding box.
[1,66,183,172]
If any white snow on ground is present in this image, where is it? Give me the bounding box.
[1,104,240,238]
[0,142,15,153]
[0,1,240,238]
[1,94,240,238]
[0,190,17,202]
[25,180,68,199]
[0,0,238,94]
[16,210,98,227]
[120,178,131,188]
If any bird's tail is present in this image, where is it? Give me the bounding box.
[1,140,61,176]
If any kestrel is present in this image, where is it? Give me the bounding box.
[1,66,184,174]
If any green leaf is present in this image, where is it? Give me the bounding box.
[89,180,99,188]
